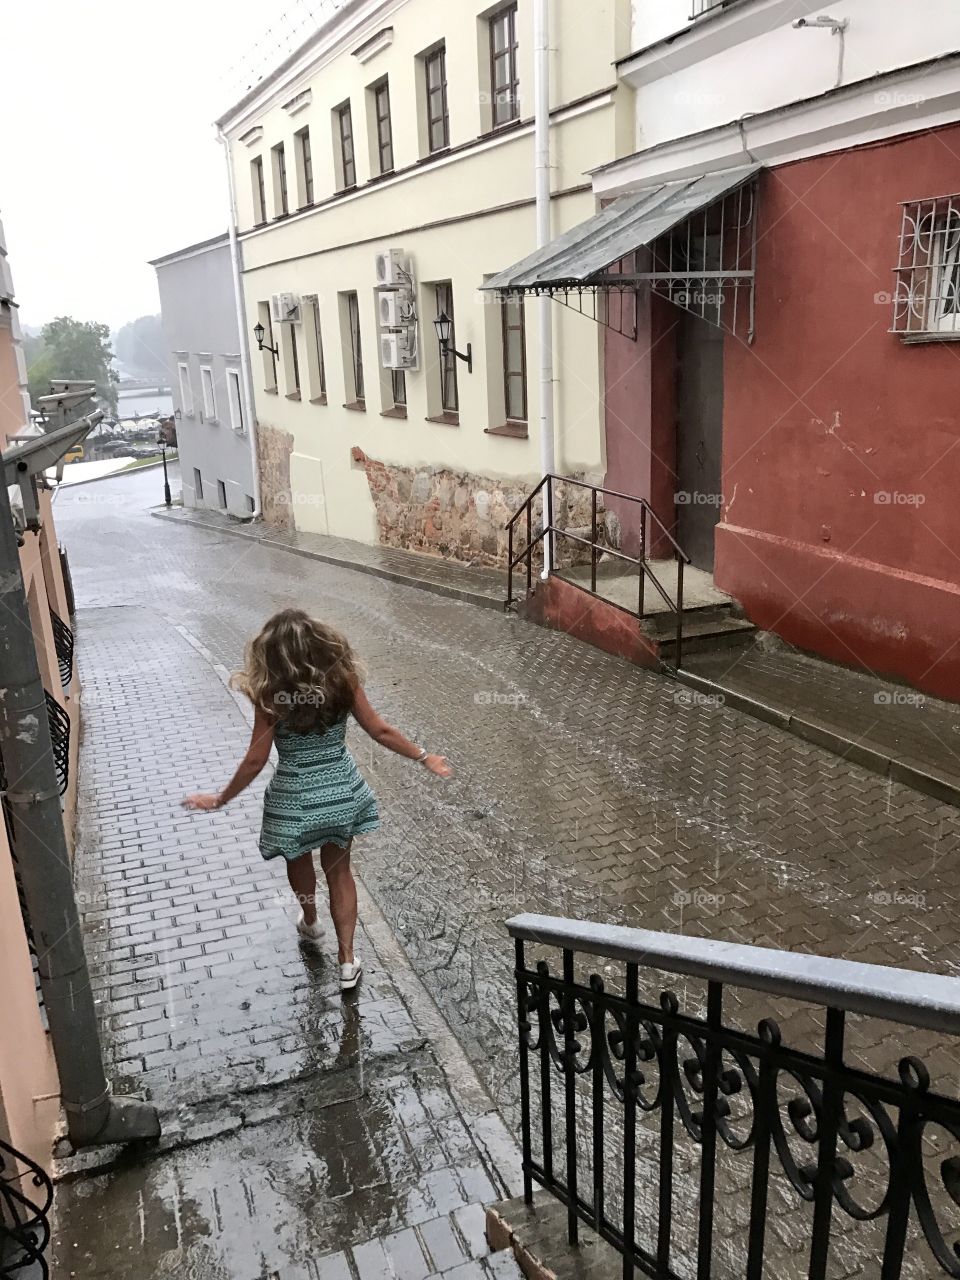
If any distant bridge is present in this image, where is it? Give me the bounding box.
[117,381,171,396]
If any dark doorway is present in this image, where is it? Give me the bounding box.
[675,311,724,572]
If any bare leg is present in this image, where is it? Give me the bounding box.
[320,842,357,964]
[285,852,318,926]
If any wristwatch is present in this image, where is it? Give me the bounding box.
[415,748,428,763]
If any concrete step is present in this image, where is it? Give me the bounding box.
[645,605,759,658]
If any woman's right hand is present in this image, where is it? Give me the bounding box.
[423,753,454,779]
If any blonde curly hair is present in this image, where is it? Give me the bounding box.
[232,608,361,733]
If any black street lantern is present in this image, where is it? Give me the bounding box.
[433,312,472,374]
[253,321,280,359]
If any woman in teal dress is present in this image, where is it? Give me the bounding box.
[183,609,452,990]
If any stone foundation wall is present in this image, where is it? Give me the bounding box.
[351,448,615,567]
[257,423,295,532]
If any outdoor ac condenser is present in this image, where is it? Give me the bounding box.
[375,249,409,288]
[380,330,417,370]
[379,292,417,328]
[270,293,302,324]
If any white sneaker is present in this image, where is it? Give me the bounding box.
[297,913,325,947]
[340,959,362,991]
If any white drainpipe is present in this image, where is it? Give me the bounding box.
[218,127,262,517]
[534,0,555,578]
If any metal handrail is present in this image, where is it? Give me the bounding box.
[1,1134,53,1278]
[509,913,960,1279]
[505,475,690,668]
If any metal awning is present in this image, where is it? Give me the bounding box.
[483,163,761,340]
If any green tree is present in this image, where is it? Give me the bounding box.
[27,316,119,414]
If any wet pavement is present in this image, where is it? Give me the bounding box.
[50,469,960,1277]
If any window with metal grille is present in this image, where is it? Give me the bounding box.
[272,142,288,216]
[296,127,314,206]
[435,282,459,414]
[51,611,73,687]
[490,4,520,128]
[425,46,449,153]
[374,79,394,174]
[45,691,69,796]
[502,295,527,422]
[891,194,960,339]
[337,102,356,189]
[690,0,730,16]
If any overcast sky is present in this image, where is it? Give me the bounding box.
[1,0,338,332]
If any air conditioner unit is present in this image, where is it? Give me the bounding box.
[380,330,417,370]
[270,292,302,324]
[380,292,418,329]
[375,248,409,288]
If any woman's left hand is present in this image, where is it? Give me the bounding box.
[182,793,222,811]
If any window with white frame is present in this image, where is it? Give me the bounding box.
[200,365,217,420]
[177,361,194,416]
[226,368,245,432]
[890,193,960,339]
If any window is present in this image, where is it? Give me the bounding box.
[200,365,217,420]
[435,282,458,415]
[258,302,277,389]
[295,127,314,206]
[282,325,301,397]
[501,295,527,422]
[891,194,960,338]
[177,361,194,416]
[272,143,288,216]
[391,370,407,409]
[193,468,203,500]
[226,368,245,432]
[306,299,327,402]
[373,79,394,175]
[246,494,256,513]
[489,4,520,128]
[251,156,267,223]
[341,291,364,406]
[425,46,449,153]
[217,480,227,509]
[337,103,356,189]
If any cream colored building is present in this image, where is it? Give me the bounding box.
[217,0,633,560]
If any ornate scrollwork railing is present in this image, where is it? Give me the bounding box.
[44,692,69,798]
[0,1136,53,1278]
[50,612,73,690]
[509,914,960,1280]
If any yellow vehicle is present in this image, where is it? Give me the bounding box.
[64,445,84,463]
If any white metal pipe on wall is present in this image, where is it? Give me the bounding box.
[534,0,555,579]
[219,129,262,517]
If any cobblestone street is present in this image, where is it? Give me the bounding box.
[53,468,960,1276]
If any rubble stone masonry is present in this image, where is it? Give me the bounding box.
[256,422,294,532]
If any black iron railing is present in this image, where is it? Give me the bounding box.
[45,692,69,797]
[0,1136,53,1278]
[505,475,691,669]
[50,612,73,689]
[509,913,960,1280]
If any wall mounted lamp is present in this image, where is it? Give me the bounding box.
[253,321,280,359]
[433,312,472,374]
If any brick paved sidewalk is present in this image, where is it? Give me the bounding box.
[53,605,520,1279]
[152,504,505,612]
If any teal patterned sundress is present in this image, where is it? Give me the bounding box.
[259,714,380,861]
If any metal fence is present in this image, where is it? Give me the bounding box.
[509,913,960,1279]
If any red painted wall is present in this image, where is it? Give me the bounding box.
[603,291,679,558]
[717,126,960,698]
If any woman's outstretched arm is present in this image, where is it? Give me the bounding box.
[183,705,277,810]
[351,685,453,778]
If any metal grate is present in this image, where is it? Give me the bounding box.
[51,612,73,688]
[690,0,731,16]
[45,692,69,798]
[0,1134,53,1278]
[2,791,48,1025]
[890,193,960,339]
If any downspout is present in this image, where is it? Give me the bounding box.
[218,127,262,517]
[0,478,159,1148]
[534,0,555,578]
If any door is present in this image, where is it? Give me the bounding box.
[675,312,724,572]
